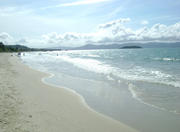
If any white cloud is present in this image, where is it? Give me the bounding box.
[141,20,149,25]
[0,32,32,46]
[134,23,180,41]
[39,21,180,47]
[0,32,14,44]
[99,18,131,29]
[41,32,95,47]
[1,19,180,47]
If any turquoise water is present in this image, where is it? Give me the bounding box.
[21,48,180,132]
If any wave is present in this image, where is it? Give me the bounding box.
[22,52,180,88]
[56,55,114,74]
[153,57,180,62]
[21,51,180,115]
[105,66,180,88]
[55,55,180,88]
[85,54,100,58]
[128,83,180,115]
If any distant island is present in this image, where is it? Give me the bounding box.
[120,46,142,49]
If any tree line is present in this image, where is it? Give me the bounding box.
[0,42,62,52]
[0,42,34,52]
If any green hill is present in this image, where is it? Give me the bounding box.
[0,42,31,52]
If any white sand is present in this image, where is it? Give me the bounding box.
[0,53,138,132]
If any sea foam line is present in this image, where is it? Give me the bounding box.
[128,83,180,115]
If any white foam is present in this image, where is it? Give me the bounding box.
[86,54,100,58]
[128,83,180,115]
[153,57,180,62]
[114,66,180,88]
[56,55,114,74]
[21,51,180,116]
[128,83,139,99]
[106,75,114,81]
[22,52,180,89]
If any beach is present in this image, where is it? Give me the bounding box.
[0,53,138,132]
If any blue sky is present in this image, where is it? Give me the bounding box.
[0,0,180,47]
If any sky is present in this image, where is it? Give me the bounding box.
[0,0,180,48]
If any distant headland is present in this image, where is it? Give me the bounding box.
[0,42,62,52]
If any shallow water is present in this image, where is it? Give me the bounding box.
[21,48,180,132]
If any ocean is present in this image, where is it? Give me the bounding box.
[21,48,180,132]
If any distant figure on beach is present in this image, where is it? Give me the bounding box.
[18,52,21,56]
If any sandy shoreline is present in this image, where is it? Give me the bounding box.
[0,53,138,132]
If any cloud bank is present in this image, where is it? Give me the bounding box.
[40,19,180,47]
[1,18,180,47]
[0,32,14,44]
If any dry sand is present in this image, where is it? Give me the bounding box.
[0,53,138,132]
